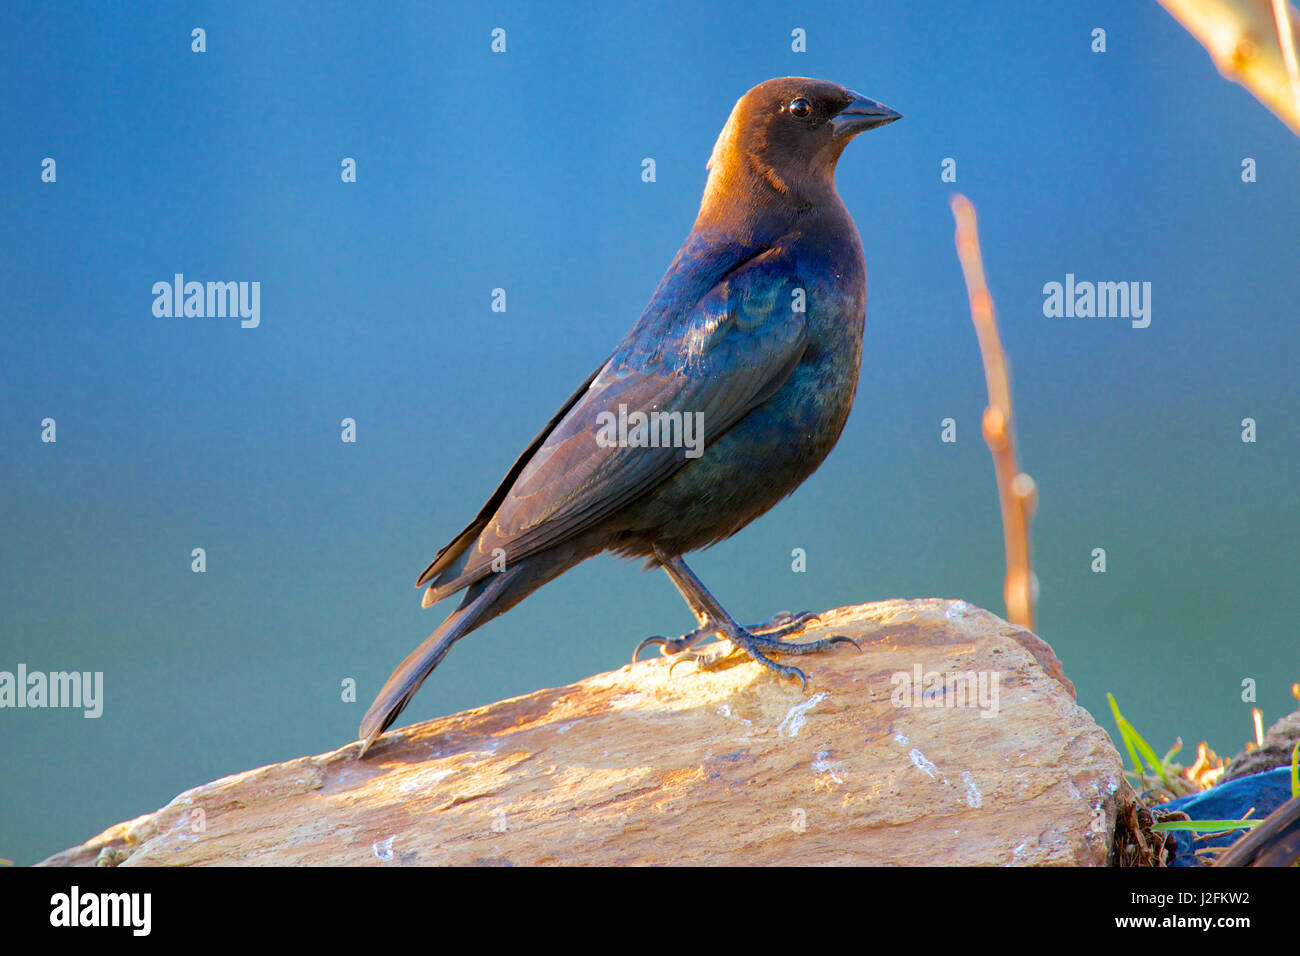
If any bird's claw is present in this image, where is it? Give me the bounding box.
[632,635,670,664]
[631,624,713,664]
[668,653,709,678]
[631,611,855,693]
[770,660,809,693]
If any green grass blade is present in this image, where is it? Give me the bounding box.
[1107,693,1173,788]
[1129,724,1175,790]
[1151,819,1264,833]
[1291,741,1298,799]
[1107,693,1144,778]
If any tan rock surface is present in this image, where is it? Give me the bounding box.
[41,599,1122,866]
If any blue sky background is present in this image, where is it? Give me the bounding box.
[2,0,1298,864]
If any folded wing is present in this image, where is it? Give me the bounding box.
[419,244,808,605]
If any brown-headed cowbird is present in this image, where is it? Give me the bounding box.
[359,77,899,755]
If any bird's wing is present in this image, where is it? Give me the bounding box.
[420,243,808,598]
[415,361,605,589]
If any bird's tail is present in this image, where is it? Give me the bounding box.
[358,565,523,756]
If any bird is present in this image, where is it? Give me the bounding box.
[358,77,900,756]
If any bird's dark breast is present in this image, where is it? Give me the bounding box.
[608,254,865,560]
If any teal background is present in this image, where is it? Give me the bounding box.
[2,0,1298,864]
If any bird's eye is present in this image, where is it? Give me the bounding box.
[788,97,812,118]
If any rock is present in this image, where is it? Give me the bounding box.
[39,599,1122,867]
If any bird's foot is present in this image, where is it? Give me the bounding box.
[632,610,819,661]
[747,609,821,639]
[747,631,861,656]
[631,612,859,692]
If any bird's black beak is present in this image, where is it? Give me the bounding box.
[829,91,901,139]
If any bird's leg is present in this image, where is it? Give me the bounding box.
[630,546,858,690]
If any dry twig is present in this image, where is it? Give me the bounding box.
[1158,0,1300,136]
[950,195,1037,631]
